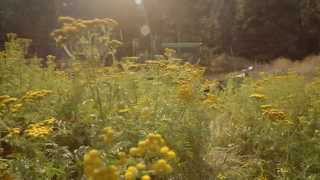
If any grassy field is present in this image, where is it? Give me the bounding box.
[1,26,320,179]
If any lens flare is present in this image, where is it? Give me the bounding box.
[141,25,151,36]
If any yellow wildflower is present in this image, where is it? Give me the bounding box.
[125,166,138,180]
[129,147,144,157]
[203,94,217,107]
[25,125,53,138]
[1,97,18,105]
[152,159,173,175]
[260,104,273,110]
[43,117,56,125]
[0,95,10,103]
[10,103,23,113]
[160,146,170,155]
[141,175,151,180]
[124,171,135,180]
[25,118,56,138]
[22,90,53,102]
[258,176,268,180]
[263,109,286,121]
[249,93,267,101]
[117,152,128,165]
[136,163,146,170]
[118,108,130,113]
[178,82,193,101]
[165,151,176,160]
[84,149,104,177]
[7,128,21,137]
[102,127,115,144]
[89,165,119,180]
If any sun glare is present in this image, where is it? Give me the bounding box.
[135,0,143,5]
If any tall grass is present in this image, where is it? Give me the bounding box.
[1,35,320,179]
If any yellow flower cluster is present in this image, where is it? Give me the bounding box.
[51,16,118,46]
[10,103,23,113]
[262,109,286,121]
[117,152,128,166]
[7,128,21,137]
[141,175,152,180]
[124,166,138,180]
[84,149,119,180]
[135,134,175,158]
[151,159,173,175]
[178,82,194,102]
[165,64,180,72]
[22,90,53,102]
[84,132,177,180]
[184,64,205,80]
[249,93,267,101]
[25,117,56,138]
[203,94,218,107]
[260,104,273,110]
[25,125,53,138]
[102,127,114,145]
[129,134,176,176]
[0,95,18,107]
[0,95,25,113]
[202,80,217,93]
[130,133,165,157]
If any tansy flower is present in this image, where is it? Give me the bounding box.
[164,151,176,160]
[43,117,56,125]
[136,163,146,170]
[125,166,138,180]
[260,104,273,110]
[22,90,53,102]
[102,127,115,144]
[10,103,23,113]
[1,97,18,106]
[90,165,119,180]
[118,108,130,113]
[152,159,173,175]
[129,147,144,157]
[160,146,170,155]
[7,128,21,137]
[25,118,56,138]
[25,125,53,138]
[141,175,151,180]
[165,64,179,71]
[249,93,267,101]
[263,109,286,121]
[117,152,128,165]
[178,82,193,102]
[203,94,217,106]
[84,149,104,177]
[0,95,10,102]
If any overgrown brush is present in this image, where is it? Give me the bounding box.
[1,18,320,180]
[0,32,213,179]
[210,73,320,179]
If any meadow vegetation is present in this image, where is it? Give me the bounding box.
[0,18,320,180]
